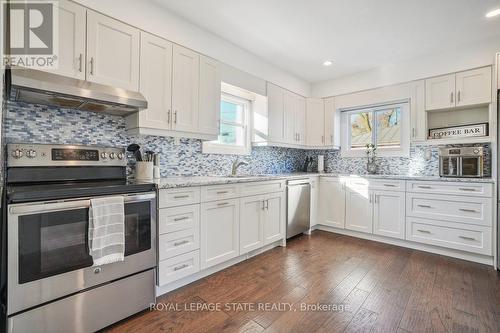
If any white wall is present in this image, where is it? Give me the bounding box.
[312,35,500,98]
[73,0,311,97]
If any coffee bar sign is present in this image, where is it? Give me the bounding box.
[429,123,488,140]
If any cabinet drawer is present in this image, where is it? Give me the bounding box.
[369,179,405,192]
[406,193,492,227]
[406,217,492,255]
[159,204,199,234]
[406,181,492,197]
[158,228,200,260]
[158,250,200,286]
[201,184,240,202]
[159,187,201,208]
[240,180,286,197]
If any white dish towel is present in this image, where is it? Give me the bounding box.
[88,196,125,266]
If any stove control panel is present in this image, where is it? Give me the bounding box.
[7,144,127,167]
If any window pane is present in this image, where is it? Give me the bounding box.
[350,112,373,148]
[219,123,245,146]
[221,99,244,124]
[376,107,401,147]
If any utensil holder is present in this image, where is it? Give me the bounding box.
[136,162,154,180]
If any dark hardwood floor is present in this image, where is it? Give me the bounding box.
[105,231,500,333]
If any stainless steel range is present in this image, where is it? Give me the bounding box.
[3,144,157,333]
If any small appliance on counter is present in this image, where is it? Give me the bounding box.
[439,147,484,177]
[2,143,156,333]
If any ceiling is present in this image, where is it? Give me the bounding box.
[150,0,500,83]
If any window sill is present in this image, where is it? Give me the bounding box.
[202,142,251,156]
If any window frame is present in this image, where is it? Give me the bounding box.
[340,101,410,158]
[202,86,253,155]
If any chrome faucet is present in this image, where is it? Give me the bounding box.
[231,158,248,176]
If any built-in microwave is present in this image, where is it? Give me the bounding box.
[439,147,484,178]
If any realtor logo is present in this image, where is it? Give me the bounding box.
[2,0,58,69]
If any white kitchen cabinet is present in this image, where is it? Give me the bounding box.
[295,95,307,145]
[372,190,405,239]
[201,199,239,269]
[263,192,286,245]
[171,44,200,133]
[50,0,86,79]
[455,67,492,107]
[267,83,287,143]
[345,186,372,233]
[134,32,173,131]
[310,177,319,227]
[306,98,325,146]
[425,67,492,111]
[425,74,456,111]
[324,97,339,147]
[240,195,265,254]
[318,177,346,229]
[198,56,221,136]
[284,90,297,143]
[86,11,140,91]
[410,80,426,142]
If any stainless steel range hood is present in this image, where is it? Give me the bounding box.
[7,67,147,116]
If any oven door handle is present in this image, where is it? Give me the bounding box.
[9,193,156,215]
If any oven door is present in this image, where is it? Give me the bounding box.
[461,157,483,177]
[440,156,460,177]
[7,192,156,315]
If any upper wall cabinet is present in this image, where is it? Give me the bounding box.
[425,67,491,111]
[267,83,286,143]
[324,97,339,147]
[171,45,200,133]
[52,0,86,80]
[306,98,325,146]
[136,32,173,131]
[410,80,426,142]
[86,11,140,91]
[198,56,221,136]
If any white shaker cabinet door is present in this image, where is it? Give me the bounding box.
[171,44,200,133]
[263,192,286,245]
[295,95,307,145]
[345,187,372,233]
[198,56,221,136]
[455,67,492,108]
[138,32,173,130]
[306,98,325,146]
[52,0,86,79]
[267,83,286,143]
[425,74,455,110]
[86,10,140,91]
[201,199,239,269]
[318,178,346,229]
[372,190,405,239]
[239,195,265,254]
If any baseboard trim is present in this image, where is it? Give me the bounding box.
[313,224,494,266]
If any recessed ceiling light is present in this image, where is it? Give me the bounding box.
[486,8,500,18]
[323,60,333,66]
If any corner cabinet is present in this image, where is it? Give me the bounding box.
[126,40,220,140]
[86,11,140,91]
[200,199,240,269]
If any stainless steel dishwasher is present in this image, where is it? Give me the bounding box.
[287,179,311,238]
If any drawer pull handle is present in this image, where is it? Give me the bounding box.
[417,185,432,189]
[173,216,189,222]
[173,263,189,271]
[383,184,397,187]
[459,208,478,213]
[174,195,190,199]
[174,240,190,247]
[417,204,432,208]
[216,191,229,194]
[417,229,431,234]
[217,202,229,206]
[459,235,476,241]
[458,188,476,192]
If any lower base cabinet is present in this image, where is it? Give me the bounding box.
[263,192,286,244]
[318,177,346,228]
[345,187,372,233]
[201,199,240,269]
[373,190,405,239]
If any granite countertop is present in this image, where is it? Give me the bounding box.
[154,173,495,189]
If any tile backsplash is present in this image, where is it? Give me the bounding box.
[3,100,491,178]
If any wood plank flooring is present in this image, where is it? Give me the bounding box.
[105,231,500,333]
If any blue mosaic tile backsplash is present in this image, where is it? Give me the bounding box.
[3,100,490,178]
